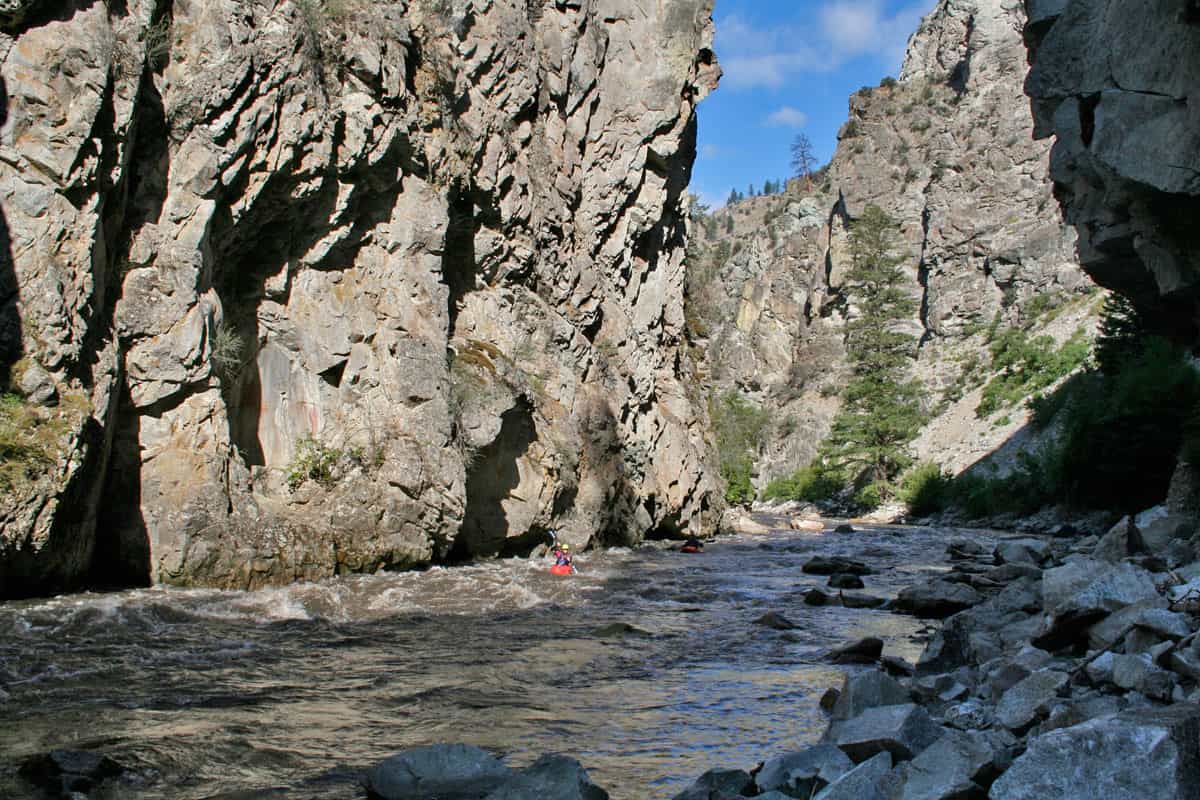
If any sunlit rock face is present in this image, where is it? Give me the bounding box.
[692,0,1091,484]
[0,0,723,596]
[1023,0,1200,343]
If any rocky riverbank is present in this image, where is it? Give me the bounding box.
[339,500,1200,799]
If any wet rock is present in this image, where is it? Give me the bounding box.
[947,540,989,560]
[804,588,834,606]
[990,705,1200,800]
[833,524,856,534]
[820,688,841,713]
[485,755,608,800]
[670,768,753,800]
[831,670,911,721]
[591,623,651,638]
[994,669,1069,731]
[828,573,864,589]
[753,612,796,630]
[840,593,886,609]
[829,637,883,665]
[881,656,915,677]
[366,744,512,800]
[824,703,941,763]
[895,580,982,619]
[803,557,874,576]
[754,745,853,798]
[812,751,892,800]
[19,750,126,797]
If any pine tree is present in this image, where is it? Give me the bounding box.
[791,133,817,187]
[819,205,923,495]
[1094,292,1146,375]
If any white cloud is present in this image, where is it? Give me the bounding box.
[715,1,933,91]
[700,143,722,159]
[765,106,808,128]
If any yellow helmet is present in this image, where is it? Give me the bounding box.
[561,544,570,551]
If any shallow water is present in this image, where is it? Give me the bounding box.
[0,521,991,799]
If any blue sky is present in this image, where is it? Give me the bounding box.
[692,0,936,209]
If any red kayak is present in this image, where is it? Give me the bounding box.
[549,564,573,576]
[680,545,702,554]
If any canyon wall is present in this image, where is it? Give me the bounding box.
[1023,0,1200,343]
[0,0,722,597]
[691,0,1094,486]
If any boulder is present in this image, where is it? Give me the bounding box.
[1093,516,1146,563]
[1139,512,1195,553]
[721,511,771,536]
[367,744,512,800]
[990,705,1200,800]
[1036,559,1160,649]
[753,612,796,630]
[829,636,883,665]
[841,593,886,609]
[828,573,865,589]
[804,588,834,606]
[813,752,892,800]
[943,700,993,731]
[985,563,1042,583]
[994,538,1050,566]
[824,703,942,763]
[830,670,910,721]
[16,361,57,406]
[671,768,754,800]
[19,750,125,797]
[994,669,1069,730]
[791,518,825,532]
[895,730,1011,800]
[881,656,915,677]
[895,581,982,618]
[803,557,874,576]
[754,745,853,798]
[1111,654,1176,701]
[1086,599,1170,650]
[833,524,856,534]
[947,540,989,560]
[484,755,608,800]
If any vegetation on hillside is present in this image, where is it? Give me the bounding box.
[903,293,1200,518]
[709,390,768,504]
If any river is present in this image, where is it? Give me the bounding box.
[0,520,992,799]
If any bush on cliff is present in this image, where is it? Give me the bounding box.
[899,461,953,517]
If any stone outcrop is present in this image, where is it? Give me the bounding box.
[690,0,1094,487]
[0,0,722,597]
[1023,0,1200,343]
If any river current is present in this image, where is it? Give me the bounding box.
[0,520,992,799]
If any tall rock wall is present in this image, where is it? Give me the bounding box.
[1023,0,1200,342]
[0,0,722,598]
[691,0,1093,485]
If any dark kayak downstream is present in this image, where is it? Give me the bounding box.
[0,521,995,799]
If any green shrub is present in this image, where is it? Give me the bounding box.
[761,463,844,503]
[286,435,341,490]
[211,323,244,379]
[899,461,953,516]
[976,328,1089,418]
[879,76,898,88]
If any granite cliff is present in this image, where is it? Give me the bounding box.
[691,0,1096,492]
[1023,0,1200,343]
[0,0,722,597]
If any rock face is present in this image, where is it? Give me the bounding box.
[689,0,1094,487]
[0,0,722,596]
[1023,0,1200,342]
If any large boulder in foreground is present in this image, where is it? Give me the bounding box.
[989,705,1200,799]
[755,745,853,798]
[824,703,942,763]
[367,744,512,799]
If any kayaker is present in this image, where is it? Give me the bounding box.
[554,543,573,568]
[681,536,704,552]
